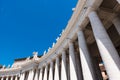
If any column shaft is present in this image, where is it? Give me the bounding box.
[61,51,67,80]
[6,77,8,80]
[19,73,23,80]
[54,57,60,80]
[112,16,120,35]
[117,0,120,4]
[39,68,43,80]
[43,65,48,80]
[34,69,39,80]
[15,76,18,80]
[27,70,34,80]
[10,76,13,80]
[88,11,120,80]
[20,73,25,80]
[48,61,54,80]
[69,42,78,80]
[77,30,97,80]
[1,77,3,80]
[22,73,25,80]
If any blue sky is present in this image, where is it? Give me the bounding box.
[0,0,77,66]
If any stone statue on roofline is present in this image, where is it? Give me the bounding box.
[1,65,6,69]
[7,65,10,68]
[43,50,46,55]
[33,51,39,60]
[52,42,55,48]
[26,56,30,61]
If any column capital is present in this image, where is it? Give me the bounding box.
[67,38,74,47]
[76,25,83,33]
[43,62,48,67]
[86,7,97,18]
[66,37,73,43]
[55,56,59,61]
[89,10,120,79]
[40,67,43,72]
[77,29,83,35]
[50,61,53,65]
[61,49,66,54]
[117,0,120,4]
[88,10,97,17]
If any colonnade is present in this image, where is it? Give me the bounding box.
[0,75,19,80]
[0,0,120,80]
[35,10,120,80]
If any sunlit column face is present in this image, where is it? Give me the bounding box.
[61,51,67,80]
[34,70,38,80]
[69,41,78,80]
[39,68,43,80]
[77,30,97,80]
[48,61,54,80]
[43,65,48,80]
[54,57,60,80]
[88,11,120,80]
[27,69,34,80]
[15,76,18,80]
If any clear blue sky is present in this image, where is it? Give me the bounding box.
[0,0,77,66]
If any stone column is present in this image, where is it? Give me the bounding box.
[48,61,54,80]
[117,0,120,4]
[6,77,8,80]
[27,69,34,80]
[20,74,22,80]
[88,11,120,80]
[39,68,43,80]
[54,57,60,80]
[61,50,67,80]
[75,52,83,80]
[10,76,13,80]
[77,30,97,80]
[22,73,25,80]
[43,64,48,80]
[27,71,31,80]
[19,73,22,80]
[34,69,39,80]
[112,16,120,35]
[1,77,4,80]
[69,41,78,80]
[15,76,18,80]
[20,73,25,80]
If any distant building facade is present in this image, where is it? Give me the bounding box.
[0,0,120,80]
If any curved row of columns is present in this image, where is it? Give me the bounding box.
[0,75,19,80]
[0,6,120,80]
[36,10,120,80]
[88,11,120,80]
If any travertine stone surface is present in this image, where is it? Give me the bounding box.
[88,11,120,80]
[0,0,120,80]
